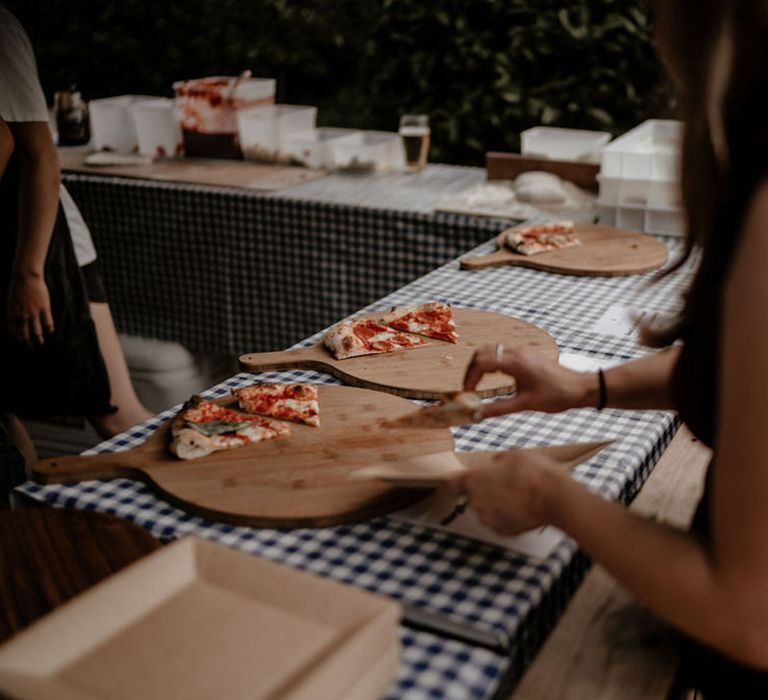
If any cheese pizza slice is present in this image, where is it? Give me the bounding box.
[169,395,290,460]
[505,221,581,256]
[233,383,320,427]
[378,301,459,344]
[381,391,483,429]
[323,318,430,360]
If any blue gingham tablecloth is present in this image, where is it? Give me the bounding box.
[19,234,694,698]
[63,165,503,356]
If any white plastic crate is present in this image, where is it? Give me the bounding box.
[521,126,612,164]
[600,119,682,180]
[645,206,685,236]
[598,175,681,208]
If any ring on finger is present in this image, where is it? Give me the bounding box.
[495,342,504,369]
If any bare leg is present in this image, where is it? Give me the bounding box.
[2,414,37,476]
[88,302,153,437]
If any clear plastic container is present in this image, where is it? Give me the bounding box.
[600,119,682,180]
[331,130,405,172]
[89,95,158,153]
[280,127,363,168]
[237,105,318,163]
[521,126,612,164]
[131,98,183,159]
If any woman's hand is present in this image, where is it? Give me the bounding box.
[447,449,566,536]
[6,271,53,346]
[464,345,597,418]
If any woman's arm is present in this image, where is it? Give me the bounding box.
[6,121,60,346]
[465,345,680,418]
[456,181,768,667]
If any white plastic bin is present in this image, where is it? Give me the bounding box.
[280,127,363,168]
[521,126,612,164]
[645,206,685,236]
[131,98,182,158]
[237,105,318,163]
[89,95,158,152]
[600,119,682,180]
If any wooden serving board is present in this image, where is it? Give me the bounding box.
[239,308,558,400]
[31,386,455,529]
[460,224,668,276]
[58,148,326,191]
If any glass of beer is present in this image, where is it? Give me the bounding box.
[399,114,430,172]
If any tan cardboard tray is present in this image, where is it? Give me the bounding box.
[0,537,400,700]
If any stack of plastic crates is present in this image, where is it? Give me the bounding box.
[597,119,685,236]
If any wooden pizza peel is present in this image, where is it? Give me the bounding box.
[238,308,559,400]
[460,224,668,276]
[31,386,455,529]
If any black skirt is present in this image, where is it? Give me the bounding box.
[0,154,114,418]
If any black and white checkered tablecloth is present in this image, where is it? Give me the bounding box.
[63,165,504,355]
[18,231,695,698]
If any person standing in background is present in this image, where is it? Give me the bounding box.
[0,3,152,443]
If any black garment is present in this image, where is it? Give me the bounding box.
[670,294,768,696]
[0,153,114,418]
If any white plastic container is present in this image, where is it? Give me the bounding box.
[600,119,682,180]
[332,130,405,172]
[89,95,158,153]
[237,105,318,163]
[280,127,363,168]
[521,126,612,164]
[131,98,183,158]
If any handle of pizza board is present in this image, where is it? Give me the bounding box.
[31,451,146,485]
[238,346,326,373]
[459,249,517,271]
[457,441,613,474]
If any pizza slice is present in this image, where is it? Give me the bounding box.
[323,318,430,360]
[378,301,459,343]
[381,391,483,429]
[233,382,320,427]
[169,395,290,460]
[505,221,581,256]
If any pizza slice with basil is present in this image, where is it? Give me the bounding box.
[169,395,290,460]
[505,221,582,256]
[378,301,459,343]
[233,383,320,427]
[323,318,430,360]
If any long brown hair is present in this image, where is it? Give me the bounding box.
[646,1,768,347]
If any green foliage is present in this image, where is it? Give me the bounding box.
[8,0,671,165]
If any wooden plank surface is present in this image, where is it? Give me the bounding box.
[0,508,160,644]
[511,427,710,699]
[460,225,669,277]
[57,147,326,191]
